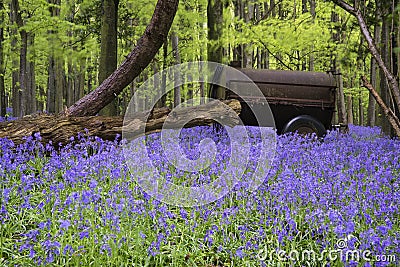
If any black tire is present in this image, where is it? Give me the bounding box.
[282,115,326,137]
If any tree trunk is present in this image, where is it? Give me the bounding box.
[18,7,27,116]
[26,33,36,114]
[358,92,364,125]
[367,5,380,126]
[47,0,64,114]
[207,0,223,63]
[362,76,400,136]
[379,7,391,134]
[47,57,56,113]
[186,61,193,104]
[10,0,20,117]
[55,59,65,113]
[207,0,224,101]
[99,0,119,116]
[333,0,400,111]
[157,38,168,108]
[171,31,181,107]
[309,0,316,18]
[347,95,353,125]
[0,0,5,117]
[66,0,179,117]
[0,99,241,145]
[67,61,74,107]
[10,0,28,117]
[336,71,347,124]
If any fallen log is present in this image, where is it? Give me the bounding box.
[0,100,241,146]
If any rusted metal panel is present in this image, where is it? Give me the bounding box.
[226,68,336,108]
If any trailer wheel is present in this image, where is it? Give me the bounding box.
[282,115,326,137]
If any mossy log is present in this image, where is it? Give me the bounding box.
[0,100,241,145]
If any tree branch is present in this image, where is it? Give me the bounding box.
[361,76,400,137]
[332,0,400,110]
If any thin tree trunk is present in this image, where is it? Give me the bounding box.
[367,5,380,126]
[47,57,56,113]
[0,0,5,117]
[347,95,353,125]
[310,0,316,17]
[380,8,391,134]
[359,92,364,125]
[10,0,20,117]
[362,76,400,136]
[199,56,205,104]
[336,71,347,124]
[67,61,74,107]
[55,59,65,113]
[171,31,181,107]
[11,0,28,117]
[26,33,36,114]
[99,0,119,116]
[207,0,223,63]
[19,30,27,116]
[47,0,64,114]
[158,38,168,108]
[187,61,193,105]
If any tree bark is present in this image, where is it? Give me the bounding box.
[336,71,347,124]
[47,0,64,114]
[11,0,28,117]
[171,31,181,107]
[379,11,391,134]
[0,0,5,117]
[362,76,400,137]
[26,33,36,114]
[367,5,380,126]
[0,99,241,145]
[332,0,400,111]
[207,0,223,63]
[66,0,179,117]
[10,0,20,117]
[98,0,119,116]
[358,92,364,125]
[346,95,353,125]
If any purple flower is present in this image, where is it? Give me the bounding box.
[63,244,74,255]
[59,219,71,230]
[79,231,89,239]
[235,247,245,258]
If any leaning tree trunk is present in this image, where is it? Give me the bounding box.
[66,0,179,117]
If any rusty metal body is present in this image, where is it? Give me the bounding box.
[220,68,337,134]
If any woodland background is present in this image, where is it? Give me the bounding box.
[0,0,399,134]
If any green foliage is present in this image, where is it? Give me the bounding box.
[0,0,393,123]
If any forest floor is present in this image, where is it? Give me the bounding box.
[0,125,399,266]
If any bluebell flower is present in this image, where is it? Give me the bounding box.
[79,231,89,239]
[235,247,245,258]
[59,219,71,230]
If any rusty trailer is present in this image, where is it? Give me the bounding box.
[211,68,337,136]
